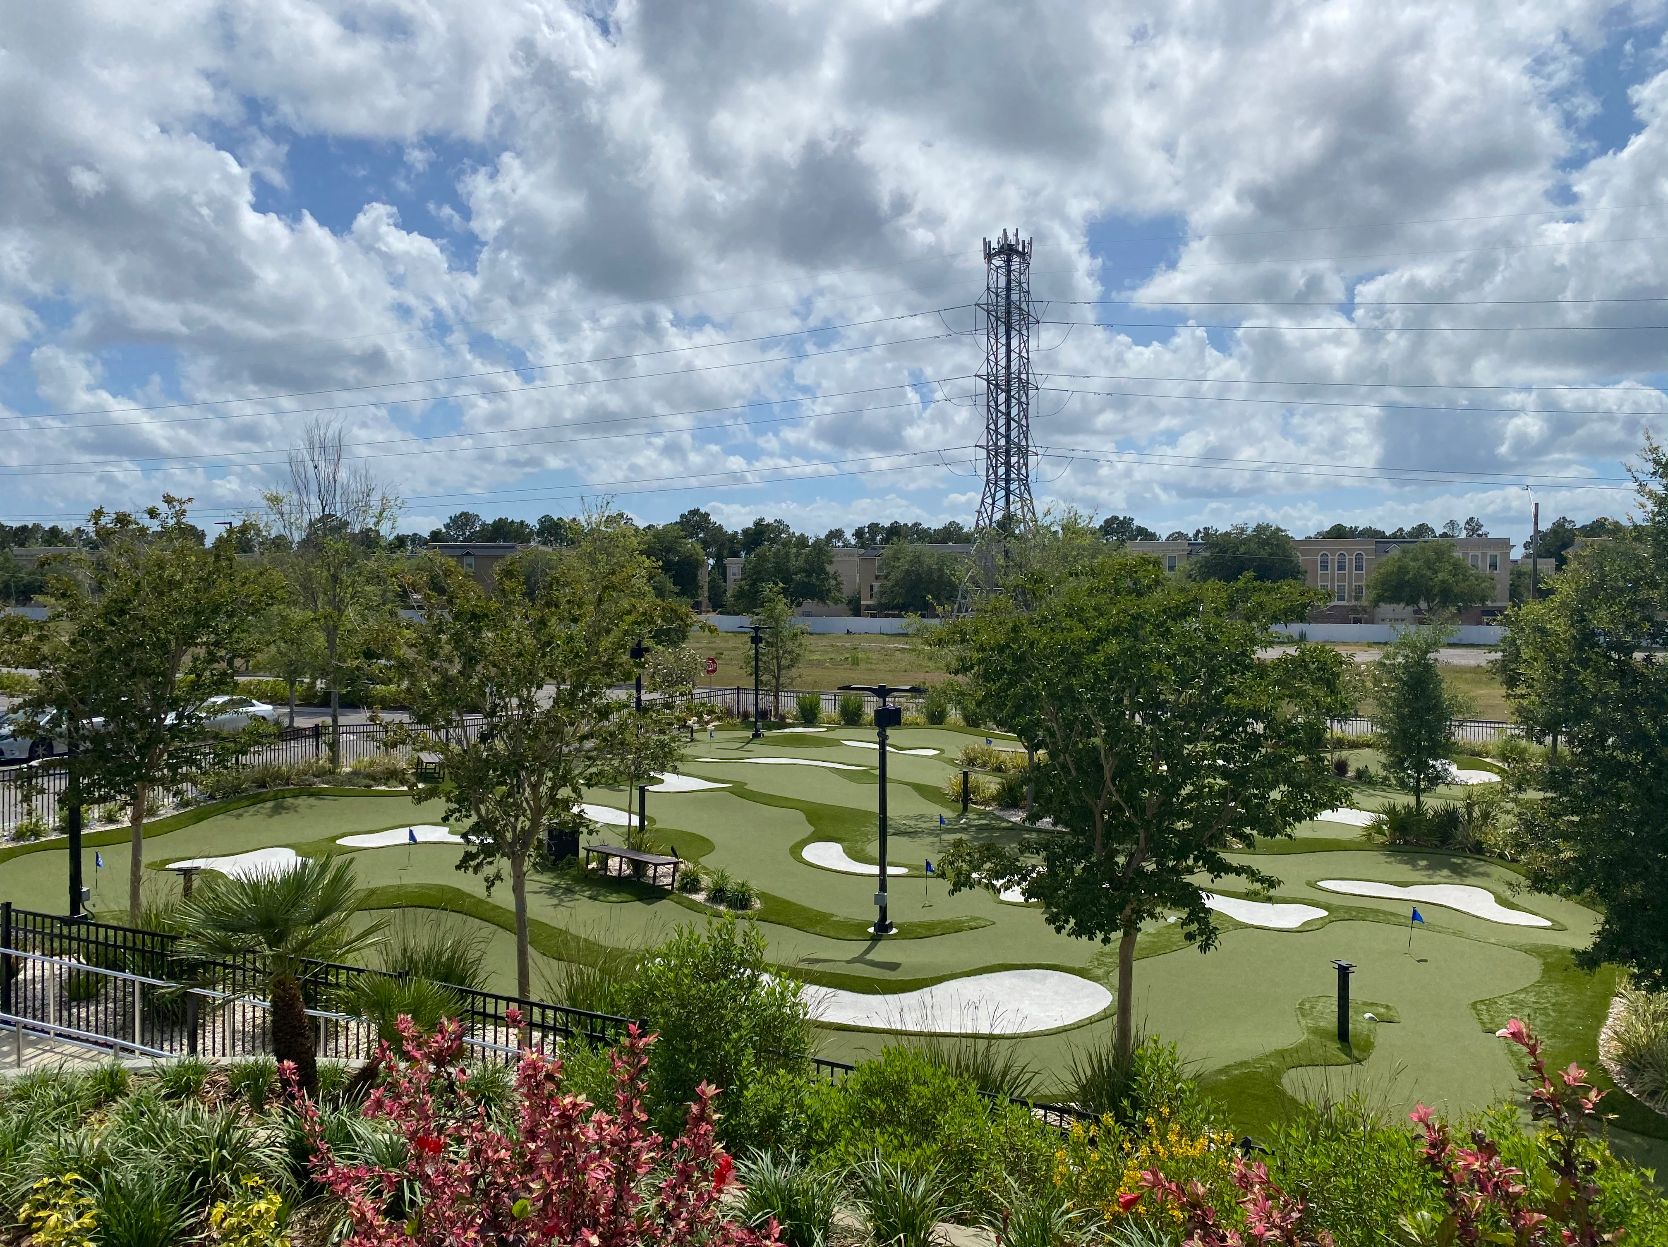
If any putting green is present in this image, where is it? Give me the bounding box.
[0,725,1655,1143]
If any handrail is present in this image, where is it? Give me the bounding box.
[2,1011,171,1061]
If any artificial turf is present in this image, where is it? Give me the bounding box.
[0,723,1659,1152]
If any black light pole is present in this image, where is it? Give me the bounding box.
[839,683,923,935]
[1333,959,1355,1045]
[749,623,765,740]
[65,731,85,919]
[630,639,648,832]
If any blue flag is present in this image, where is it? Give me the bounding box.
[94,851,104,870]
[939,814,946,827]
[925,859,934,876]
[1411,907,1425,924]
[408,827,418,845]
[984,737,992,746]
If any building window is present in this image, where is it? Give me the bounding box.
[1335,582,1347,602]
[1469,553,1480,568]
[1319,553,1330,573]
[1354,582,1365,601]
[1488,553,1499,572]
[1165,554,1178,572]
[1354,551,1365,573]
[461,553,476,572]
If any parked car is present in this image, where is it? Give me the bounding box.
[0,711,61,763]
[197,694,278,733]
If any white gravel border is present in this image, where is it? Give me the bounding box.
[801,841,907,876]
[1315,807,1378,827]
[1441,764,1503,785]
[647,772,729,792]
[336,825,462,849]
[801,969,1111,1035]
[1315,879,1551,927]
[693,756,864,770]
[170,847,305,880]
[840,740,941,757]
[771,726,829,734]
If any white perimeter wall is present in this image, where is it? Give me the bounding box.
[704,613,925,635]
[1271,622,1503,645]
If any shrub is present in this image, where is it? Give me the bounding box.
[922,686,951,726]
[852,1158,962,1247]
[206,1175,288,1247]
[902,1031,1038,1100]
[940,771,1002,807]
[18,1173,98,1247]
[1052,1112,1237,1228]
[956,742,1030,774]
[1064,1034,1215,1131]
[675,864,706,894]
[795,693,822,725]
[1263,1096,1432,1246]
[1607,987,1668,1111]
[225,1059,278,1113]
[11,815,50,843]
[93,1163,192,1247]
[1365,799,1464,849]
[705,868,758,911]
[0,671,38,698]
[807,1046,1053,1217]
[155,1057,211,1101]
[1352,764,1374,784]
[837,693,866,726]
[735,1150,840,1247]
[621,917,813,1152]
[300,1019,771,1247]
[1331,755,1350,777]
[344,752,409,787]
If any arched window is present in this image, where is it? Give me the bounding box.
[1354,551,1365,573]
[1319,553,1330,573]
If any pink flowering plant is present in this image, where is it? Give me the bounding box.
[1398,1017,1622,1246]
[1137,1155,1337,1246]
[289,1011,780,1247]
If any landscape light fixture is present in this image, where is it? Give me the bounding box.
[838,683,924,935]
[1333,959,1356,1045]
[747,623,768,740]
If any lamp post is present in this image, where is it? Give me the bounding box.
[839,683,923,935]
[630,639,649,832]
[748,623,765,740]
[1333,959,1355,1045]
[64,721,86,919]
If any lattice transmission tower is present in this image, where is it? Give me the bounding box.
[971,228,1038,578]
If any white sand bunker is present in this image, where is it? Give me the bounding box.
[169,848,304,880]
[648,772,728,792]
[802,842,907,876]
[1316,880,1551,927]
[1315,807,1378,827]
[1441,764,1502,785]
[1204,892,1328,930]
[580,803,637,827]
[694,756,864,771]
[337,825,463,849]
[772,726,829,734]
[840,740,941,757]
[801,970,1111,1035]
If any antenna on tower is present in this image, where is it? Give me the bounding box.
[967,228,1038,594]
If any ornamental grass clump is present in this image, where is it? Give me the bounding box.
[1606,987,1668,1111]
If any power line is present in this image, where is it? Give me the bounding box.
[1040,295,1668,308]
[1038,317,1668,333]
[1033,383,1668,422]
[1035,369,1667,396]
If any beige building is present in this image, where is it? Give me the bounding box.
[426,542,523,591]
[1126,536,1512,624]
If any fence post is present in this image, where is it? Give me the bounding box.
[133,981,143,1049]
[186,994,199,1058]
[312,722,323,760]
[0,901,11,1016]
[961,770,970,815]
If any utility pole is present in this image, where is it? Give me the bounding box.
[839,683,922,935]
[970,229,1039,589]
[1529,495,1540,602]
[749,623,765,740]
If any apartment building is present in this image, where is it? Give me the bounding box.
[426,541,524,590]
[1125,536,1512,624]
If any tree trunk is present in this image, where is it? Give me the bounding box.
[1023,745,1038,822]
[1413,773,1422,814]
[271,969,318,1096]
[511,853,531,1002]
[128,783,148,924]
[1114,921,1139,1068]
[285,679,296,729]
[328,685,341,771]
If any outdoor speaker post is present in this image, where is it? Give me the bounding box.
[1334,959,1355,1045]
[840,683,923,935]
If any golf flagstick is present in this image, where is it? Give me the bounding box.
[407,825,417,868]
[1406,905,1425,951]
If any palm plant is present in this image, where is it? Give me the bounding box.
[177,857,383,1095]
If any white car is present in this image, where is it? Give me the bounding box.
[197,694,277,733]
[0,711,61,763]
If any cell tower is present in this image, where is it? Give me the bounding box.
[972,229,1038,566]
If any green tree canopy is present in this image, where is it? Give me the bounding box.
[1096,515,1159,543]
[934,550,1349,1061]
[750,584,809,716]
[641,523,707,605]
[1367,540,1496,614]
[394,515,688,997]
[874,542,965,615]
[1501,450,1668,987]
[1372,624,1458,811]
[732,535,840,609]
[1185,523,1304,583]
[1,497,275,921]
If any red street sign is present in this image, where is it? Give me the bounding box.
[704,657,718,675]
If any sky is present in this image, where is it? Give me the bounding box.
[3,0,1668,551]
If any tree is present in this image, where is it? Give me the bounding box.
[535,513,583,547]
[254,598,327,728]
[1463,516,1488,538]
[874,542,964,615]
[738,517,792,555]
[263,418,399,767]
[1096,515,1159,543]
[1,498,273,921]
[1372,625,1456,812]
[1367,540,1495,614]
[1500,452,1668,986]
[178,857,383,1095]
[433,511,484,542]
[642,524,707,605]
[395,517,687,997]
[935,550,1349,1062]
[751,585,808,716]
[731,536,839,610]
[1185,523,1304,583]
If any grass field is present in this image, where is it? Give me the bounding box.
[692,629,1516,720]
[6,721,1656,1171]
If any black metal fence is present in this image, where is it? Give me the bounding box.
[0,902,634,1064]
[1,904,1093,1129]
